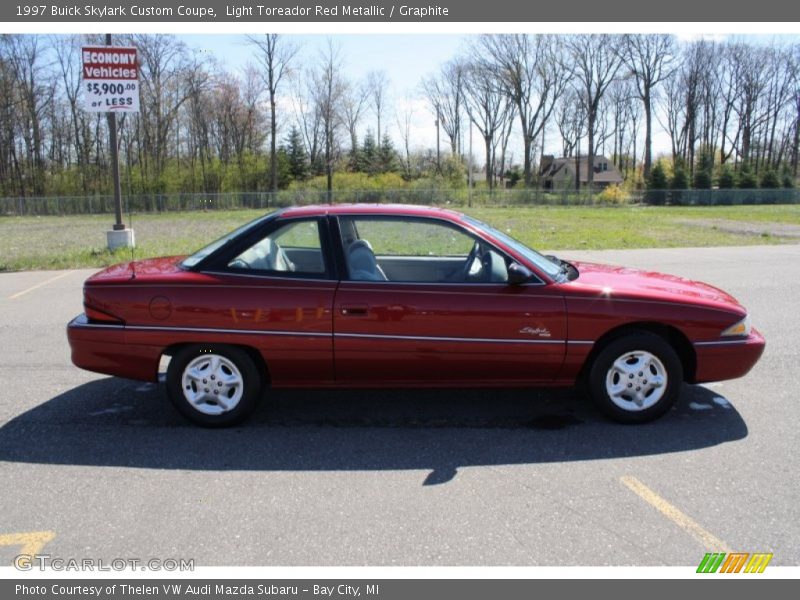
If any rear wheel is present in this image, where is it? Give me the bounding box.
[166,344,262,427]
[588,332,683,423]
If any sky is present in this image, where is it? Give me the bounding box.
[186,34,467,83]
[181,34,470,158]
[177,33,800,168]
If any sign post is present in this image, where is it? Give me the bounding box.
[82,36,139,250]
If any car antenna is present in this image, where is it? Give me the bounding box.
[128,198,136,279]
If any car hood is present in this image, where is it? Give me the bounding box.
[86,256,187,283]
[568,260,745,314]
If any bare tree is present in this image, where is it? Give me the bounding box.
[212,66,267,186]
[682,41,711,175]
[656,39,793,178]
[422,58,466,157]
[366,70,389,143]
[554,89,587,189]
[659,69,687,163]
[760,45,795,170]
[716,46,741,165]
[0,44,21,195]
[124,34,199,189]
[51,34,96,193]
[395,94,415,177]
[290,74,323,174]
[248,34,299,192]
[567,34,625,189]
[730,42,770,166]
[481,34,570,187]
[792,44,800,176]
[605,76,643,181]
[556,89,586,159]
[2,35,53,196]
[182,59,215,191]
[310,40,346,196]
[462,58,513,189]
[341,77,368,161]
[619,34,675,179]
[496,103,517,188]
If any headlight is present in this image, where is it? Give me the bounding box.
[721,314,751,337]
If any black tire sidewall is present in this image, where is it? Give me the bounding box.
[589,332,683,423]
[166,344,262,427]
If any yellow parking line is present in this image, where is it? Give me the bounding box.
[0,531,56,556]
[620,475,732,553]
[8,271,73,300]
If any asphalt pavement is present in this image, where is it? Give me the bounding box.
[0,244,797,566]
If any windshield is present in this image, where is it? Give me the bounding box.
[181,212,275,269]
[463,215,564,280]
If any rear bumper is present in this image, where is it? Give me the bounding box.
[692,328,766,383]
[67,314,160,382]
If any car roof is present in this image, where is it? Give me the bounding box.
[278,203,467,222]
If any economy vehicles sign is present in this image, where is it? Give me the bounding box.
[82,46,140,112]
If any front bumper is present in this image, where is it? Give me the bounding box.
[692,328,766,383]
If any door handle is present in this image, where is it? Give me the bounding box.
[340,305,369,316]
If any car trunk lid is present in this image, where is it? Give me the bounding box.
[85,256,186,284]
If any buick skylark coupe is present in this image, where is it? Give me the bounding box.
[67,204,765,426]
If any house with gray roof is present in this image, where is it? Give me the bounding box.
[539,155,623,190]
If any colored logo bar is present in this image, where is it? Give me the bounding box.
[697,552,773,573]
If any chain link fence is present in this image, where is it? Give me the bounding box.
[1,188,798,217]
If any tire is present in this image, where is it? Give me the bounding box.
[587,331,683,423]
[166,344,262,427]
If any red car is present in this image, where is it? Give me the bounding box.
[67,204,765,426]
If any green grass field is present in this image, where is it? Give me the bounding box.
[1,204,799,271]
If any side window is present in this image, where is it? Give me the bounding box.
[339,217,509,284]
[227,219,326,276]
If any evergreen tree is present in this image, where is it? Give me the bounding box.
[275,148,293,189]
[347,136,360,172]
[647,162,668,189]
[737,163,758,189]
[284,126,308,182]
[717,164,735,189]
[781,168,795,189]
[759,169,780,189]
[646,161,668,205]
[669,160,689,205]
[378,133,399,173]
[359,130,378,175]
[670,160,689,189]
[693,148,714,189]
[505,166,522,188]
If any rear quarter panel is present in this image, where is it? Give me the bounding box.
[84,270,336,385]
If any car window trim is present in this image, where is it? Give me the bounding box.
[337,279,546,288]
[204,215,338,281]
[200,271,339,285]
[330,214,545,286]
[184,210,282,272]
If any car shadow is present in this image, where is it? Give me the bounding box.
[0,378,747,485]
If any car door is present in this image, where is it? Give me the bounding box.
[331,215,567,385]
[196,217,337,386]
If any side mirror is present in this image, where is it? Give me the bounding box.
[507,262,533,285]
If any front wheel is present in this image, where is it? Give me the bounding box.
[166,344,262,427]
[588,332,683,423]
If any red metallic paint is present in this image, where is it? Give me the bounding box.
[67,205,765,391]
[693,329,766,383]
[566,261,745,314]
[333,281,567,385]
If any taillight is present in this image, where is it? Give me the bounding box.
[84,303,124,324]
